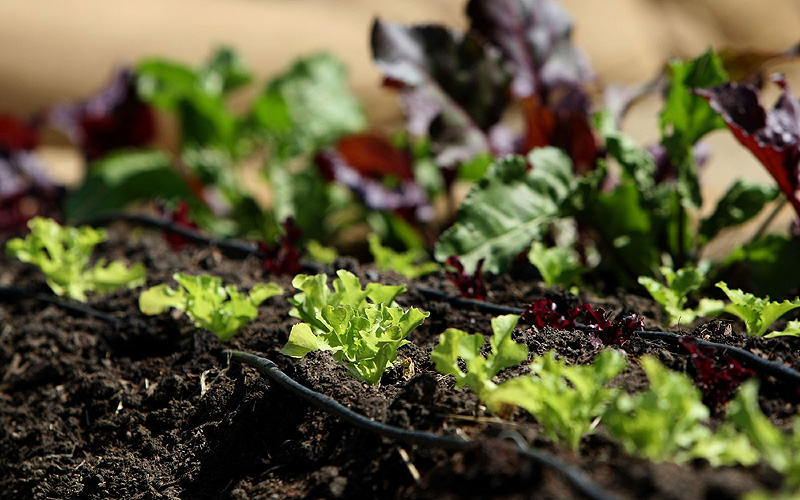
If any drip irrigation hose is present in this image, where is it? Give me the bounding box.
[636,330,800,387]
[79,213,325,273]
[0,286,121,324]
[415,290,800,387]
[225,349,621,500]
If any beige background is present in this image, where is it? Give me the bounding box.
[1,0,799,249]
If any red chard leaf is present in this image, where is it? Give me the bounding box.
[259,218,304,276]
[50,67,156,162]
[445,256,487,301]
[316,134,433,222]
[521,298,574,329]
[678,336,754,408]
[0,114,64,234]
[694,75,800,219]
[370,19,512,167]
[157,200,199,251]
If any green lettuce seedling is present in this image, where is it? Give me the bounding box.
[368,234,439,279]
[281,270,429,385]
[729,379,800,490]
[139,273,283,341]
[528,241,586,289]
[492,349,627,450]
[604,356,758,466]
[638,265,724,326]
[5,217,146,301]
[430,314,528,404]
[716,282,800,337]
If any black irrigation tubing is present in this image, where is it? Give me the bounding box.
[224,349,621,500]
[78,212,325,273]
[416,289,800,388]
[0,286,121,324]
[636,330,800,387]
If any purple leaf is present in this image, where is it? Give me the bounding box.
[694,75,800,220]
[49,67,156,162]
[259,218,304,276]
[371,19,512,167]
[466,0,592,99]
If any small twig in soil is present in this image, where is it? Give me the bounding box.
[224,349,622,500]
[0,286,121,324]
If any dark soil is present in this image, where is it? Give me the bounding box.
[1,224,799,500]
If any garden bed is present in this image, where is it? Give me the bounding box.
[2,224,798,500]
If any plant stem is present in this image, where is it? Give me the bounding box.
[749,197,788,244]
[224,349,621,500]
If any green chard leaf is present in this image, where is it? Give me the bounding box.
[6,217,146,301]
[491,349,627,450]
[282,270,428,385]
[699,180,780,244]
[716,282,800,337]
[139,273,283,341]
[638,265,725,326]
[434,148,577,274]
[721,234,800,299]
[250,53,367,157]
[430,314,528,403]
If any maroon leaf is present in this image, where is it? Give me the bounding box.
[157,200,199,252]
[0,114,63,234]
[521,299,644,347]
[445,256,487,301]
[259,218,304,276]
[50,67,156,162]
[678,336,754,408]
[694,75,800,220]
[316,134,433,222]
[371,19,512,167]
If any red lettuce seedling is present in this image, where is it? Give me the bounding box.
[694,75,800,220]
[678,336,754,409]
[0,114,64,234]
[521,298,644,347]
[444,256,486,301]
[157,200,199,251]
[259,218,304,275]
[49,67,156,162]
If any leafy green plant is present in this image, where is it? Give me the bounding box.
[729,379,800,494]
[139,272,283,341]
[281,270,429,385]
[5,217,146,301]
[492,349,627,450]
[430,314,528,403]
[528,241,586,289]
[716,282,800,337]
[368,234,439,279]
[638,265,725,326]
[604,356,758,466]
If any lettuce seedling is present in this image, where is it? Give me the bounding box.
[729,379,800,488]
[5,217,146,301]
[716,281,800,337]
[604,356,758,466]
[139,273,283,341]
[444,256,486,301]
[491,349,627,450]
[368,234,439,279]
[638,265,725,326]
[679,336,754,408]
[282,270,429,385]
[430,314,528,404]
[528,241,586,289]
